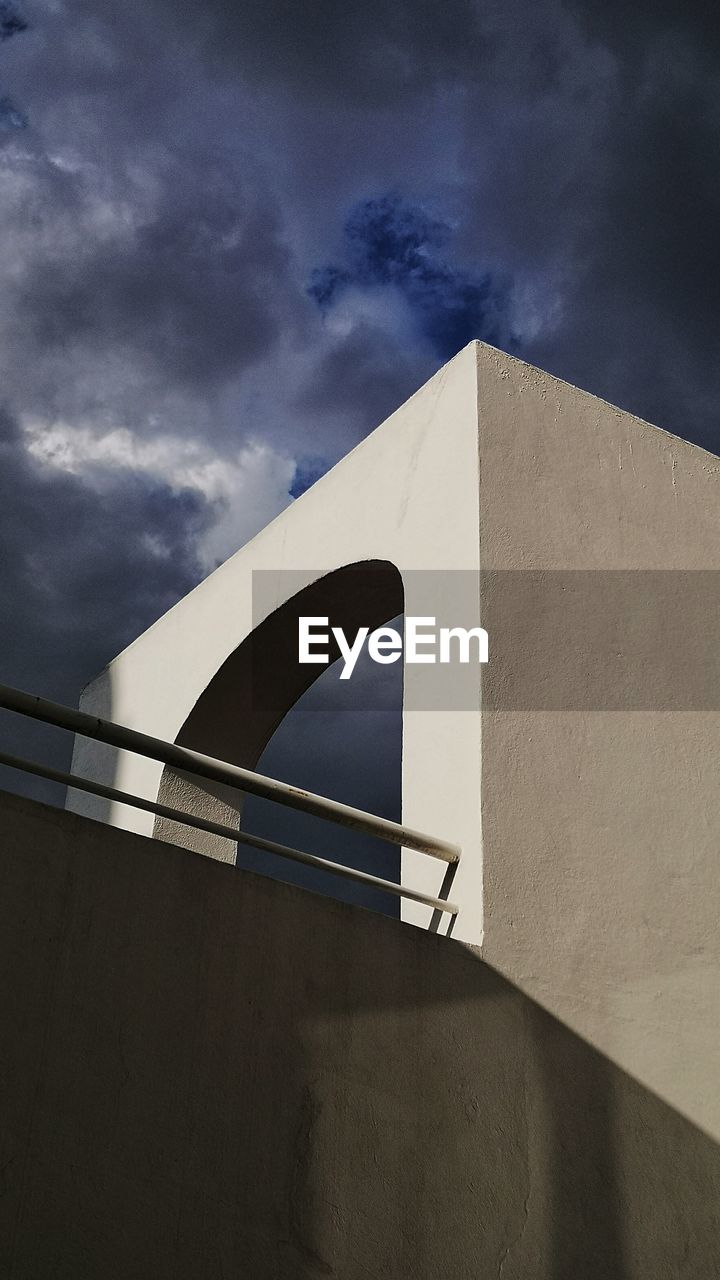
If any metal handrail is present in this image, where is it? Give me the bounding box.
[0,683,461,916]
[0,748,457,915]
[0,684,459,862]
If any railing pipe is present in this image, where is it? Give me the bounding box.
[0,683,460,861]
[0,747,458,916]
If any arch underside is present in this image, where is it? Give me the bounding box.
[153,560,404,860]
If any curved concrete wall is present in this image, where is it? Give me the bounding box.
[3,790,720,1279]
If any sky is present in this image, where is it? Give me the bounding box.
[0,0,718,904]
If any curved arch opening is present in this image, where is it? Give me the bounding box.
[153,560,405,909]
[239,612,404,913]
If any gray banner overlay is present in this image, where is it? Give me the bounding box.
[252,569,720,711]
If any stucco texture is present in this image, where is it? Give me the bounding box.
[1,789,719,1278]
[475,344,720,1142]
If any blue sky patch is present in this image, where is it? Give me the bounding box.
[308,194,517,361]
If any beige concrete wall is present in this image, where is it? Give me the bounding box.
[476,344,720,1142]
[1,788,720,1279]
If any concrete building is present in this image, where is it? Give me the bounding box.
[1,341,719,1274]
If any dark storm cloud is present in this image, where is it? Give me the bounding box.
[0,1,26,42]
[0,92,24,126]
[0,400,211,802]
[148,0,489,104]
[0,405,209,692]
[291,326,431,466]
[12,158,289,392]
[0,0,26,128]
[509,13,720,449]
[0,0,719,835]
[565,0,720,62]
[0,0,301,442]
[0,0,304,800]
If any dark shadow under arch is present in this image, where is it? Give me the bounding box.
[239,609,404,914]
[153,560,404,864]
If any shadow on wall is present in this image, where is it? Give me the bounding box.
[1,792,718,1279]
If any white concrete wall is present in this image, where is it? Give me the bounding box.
[68,344,484,942]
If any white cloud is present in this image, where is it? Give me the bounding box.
[23,418,296,571]
[510,274,565,344]
[321,283,415,341]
